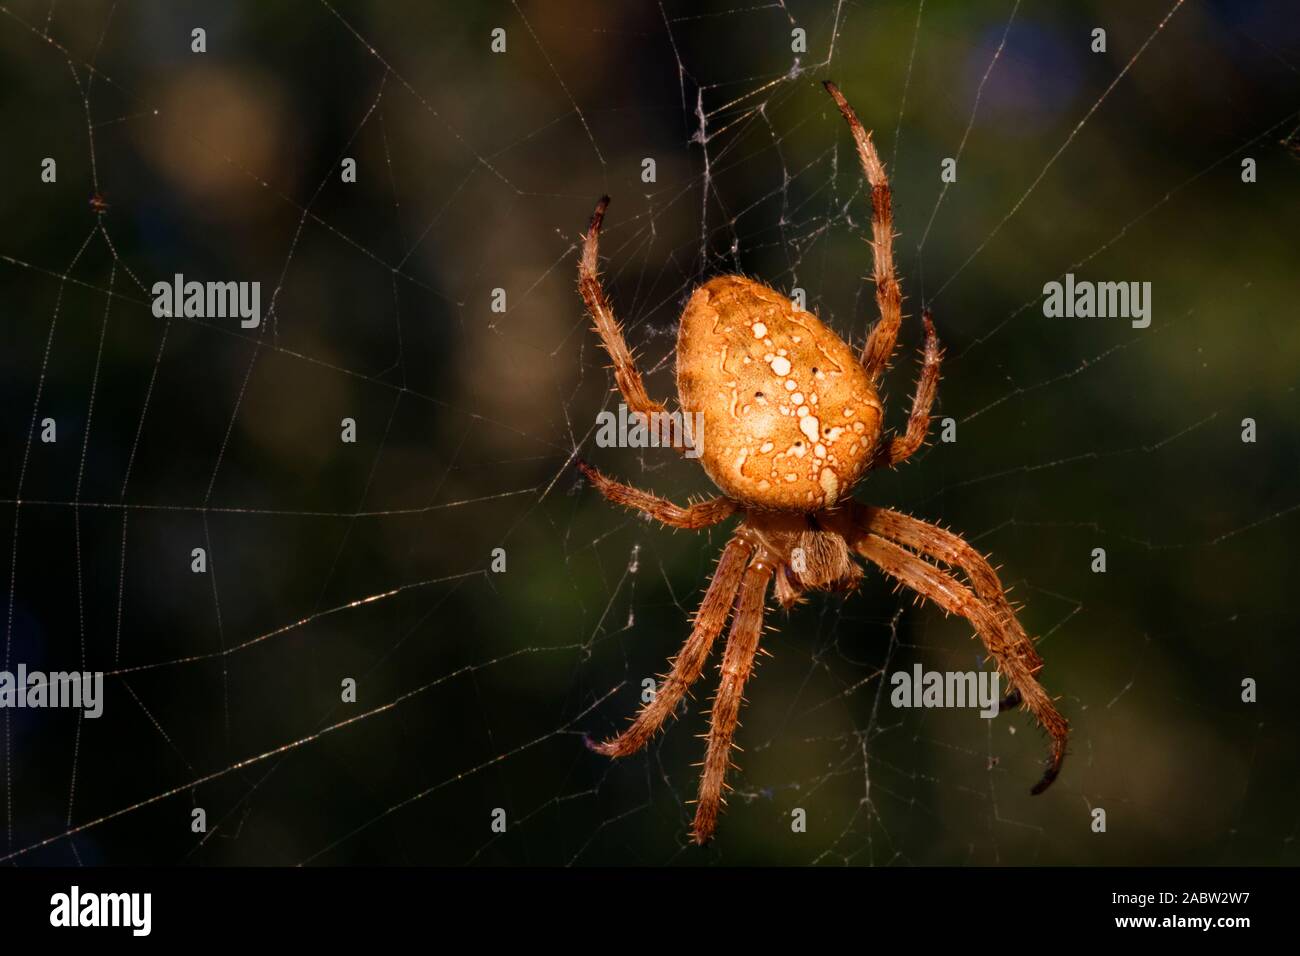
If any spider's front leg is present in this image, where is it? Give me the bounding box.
[841,506,1069,794]
[692,557,772,845]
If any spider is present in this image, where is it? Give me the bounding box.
[577,81,1068,845]
[89,193,110,214]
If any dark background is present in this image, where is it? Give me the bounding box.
[0,0,1296,865]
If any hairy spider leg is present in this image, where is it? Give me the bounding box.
[576,460,738,530]
[578,197,679,434]
[824,81,904,384]
[825,84,941,471]
[692,557,772,845]
[590,537,752,759]
[872,310,941,469]
[847,515,1068,794]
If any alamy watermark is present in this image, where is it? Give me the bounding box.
[0,665,103,718]
[50,886,151,936]
[890,664,1001,718]
[595,404,705,459]
[152,272,261,328]
[1042,273,1151,328]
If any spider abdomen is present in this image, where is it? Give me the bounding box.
[676,275,882,511]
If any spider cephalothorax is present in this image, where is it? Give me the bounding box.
[578,82,1068,845]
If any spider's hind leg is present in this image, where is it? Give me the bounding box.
[824,81,903,385]
[578,197,683,449]
[825,82,943,471]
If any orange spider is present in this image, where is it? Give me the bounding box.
[578,82,1067,844]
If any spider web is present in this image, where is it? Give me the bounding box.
[1,0,1298,866]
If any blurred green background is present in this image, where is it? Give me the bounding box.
[0,0,1297,865]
